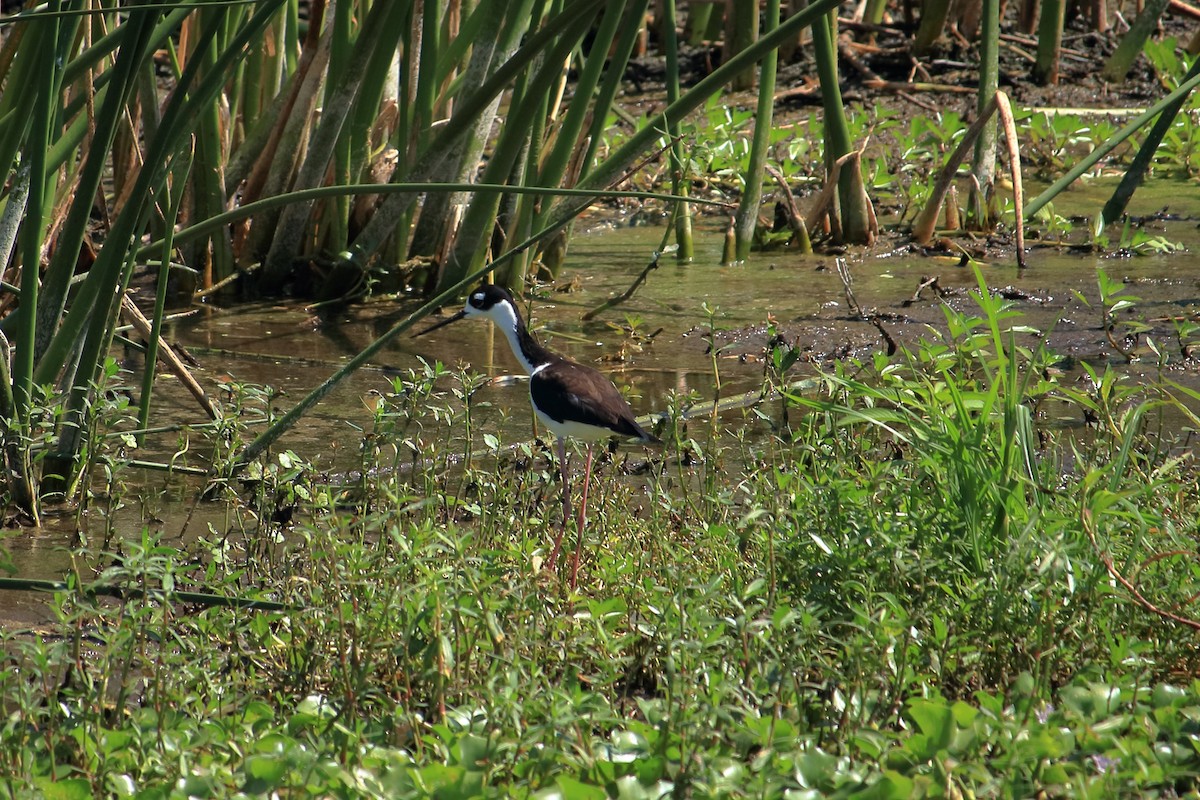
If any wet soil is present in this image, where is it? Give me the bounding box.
[631,9,1198,132]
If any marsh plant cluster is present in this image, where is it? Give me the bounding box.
[3,276,1200,798]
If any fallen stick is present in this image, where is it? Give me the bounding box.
[120,294,220,421]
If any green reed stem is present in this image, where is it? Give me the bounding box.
[348,1,409,189]
[972,0,1001,196]
[662,0,693,261]
[1032,0,1065,84]
[410,0,536,271]
[441,11,590,292]
[38,3,285,489]
[261,0,397,290]
[137,151,193,445]
[734,0,779,261]
[413,0,441,156]
[193,7,236,284]
[913,0,951,55]
[0,76,36,188]
[726,0,758,91]
[543,0,841,237]
[811,8,870,243]
[349,0,606,263]
[578,0,650,179]
[324,0,357,254]
[36,1,284,387]
[1102,0,1171,81]
[13,2,62,429]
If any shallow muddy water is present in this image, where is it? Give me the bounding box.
[3,178,1199,626]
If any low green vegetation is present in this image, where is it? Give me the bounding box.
[4,274,1200,798]
[610,72,1200,237]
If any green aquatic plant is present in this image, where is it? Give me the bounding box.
[1029,201,1074,242]
[1093,267,1153,362]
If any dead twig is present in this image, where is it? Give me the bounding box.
[1169,0,1200,21]
[901,275,944,307]
[120,294,220,421]
[840,39,974,96]
[836,258,896,355]
[1083,508,1200,631]
[581,249,664,322]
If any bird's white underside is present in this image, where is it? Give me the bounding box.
[534,404,624,442]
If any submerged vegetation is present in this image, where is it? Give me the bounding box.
[1,0,1200,796]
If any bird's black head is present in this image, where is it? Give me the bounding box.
[413,284,520,338]
[465,284,516,315]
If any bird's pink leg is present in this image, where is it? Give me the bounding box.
[568,445,595,590]
[546,437,569,572]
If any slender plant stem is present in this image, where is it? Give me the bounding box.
[543,0,842,236]
[352,0,597,265]
[1102,0,1172,81]
[1033,0,1065,84]
[138,150,194,444]
[972,0,1001,200]
[441,11,591,292]
[734,0,780,260]
[13,1,62,430]
[35,1,285,387]
[36,3,285,487]
[260,0,396,290]
[661,0,693,261]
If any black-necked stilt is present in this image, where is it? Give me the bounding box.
[415,284,659,587]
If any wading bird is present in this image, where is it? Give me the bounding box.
[415,285,658,587]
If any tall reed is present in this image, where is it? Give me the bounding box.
[733,0,779,262]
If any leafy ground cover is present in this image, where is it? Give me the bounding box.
[3,273,1200,798]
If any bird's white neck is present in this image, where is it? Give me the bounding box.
[487,302,539,375]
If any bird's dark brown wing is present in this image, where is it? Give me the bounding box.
[530,359,656,442]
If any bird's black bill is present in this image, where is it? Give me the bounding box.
[412,310,466,338]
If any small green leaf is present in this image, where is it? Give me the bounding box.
[1152,683,1186,708]
[551,776,607,800]
[107,774,137,797]
[34,778,93,800]
[907,698,955,754]
[243,754,288,792]
[456,733,491,769]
